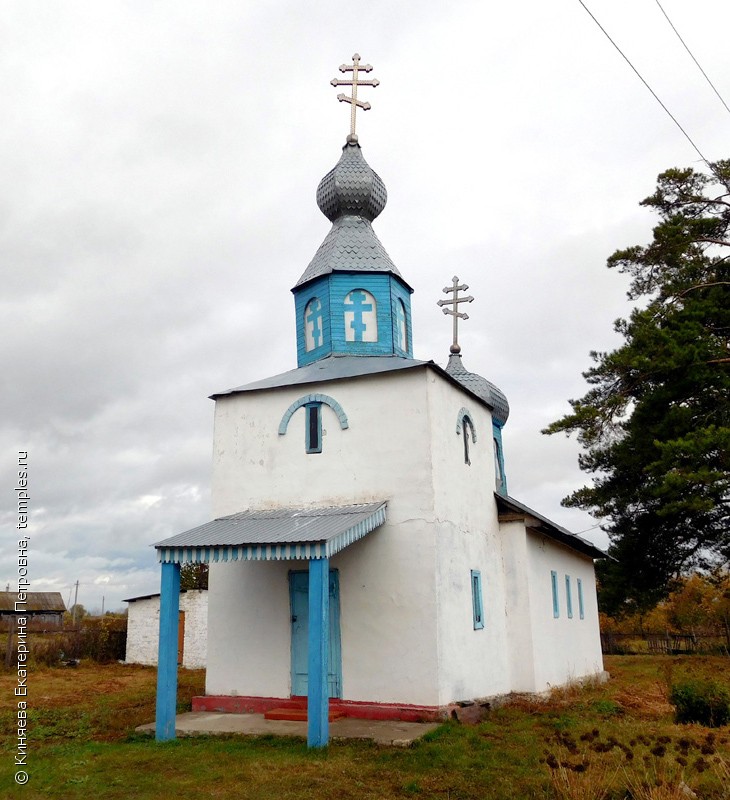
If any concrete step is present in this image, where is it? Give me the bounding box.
[264,706,344,722]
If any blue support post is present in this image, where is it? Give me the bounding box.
[156,561,181,741]
[307,557,330,747]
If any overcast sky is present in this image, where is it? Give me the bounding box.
[2,0,729,613]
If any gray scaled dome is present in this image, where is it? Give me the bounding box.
[446,353,510,426]
[317,141,387,221]
[294,141,407,289]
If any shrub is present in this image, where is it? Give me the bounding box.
[669,679,730,727]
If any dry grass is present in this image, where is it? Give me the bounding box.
[0,655,728,799]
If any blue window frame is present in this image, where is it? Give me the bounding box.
[577,578,585,620]
[565,575,573,619]
[551,570,559,618]
[305,403,322,454]
[471,570,484,630]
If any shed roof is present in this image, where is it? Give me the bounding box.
[155,501,387,564]
[495,494,607,560]
[0,592,66,614]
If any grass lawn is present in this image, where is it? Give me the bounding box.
[0,656,728,799]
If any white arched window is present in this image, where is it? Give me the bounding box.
[344,290,378,342]
[395,299,407,351]
[304,297,324,352]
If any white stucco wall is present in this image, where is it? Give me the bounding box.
[205,365,604,706]
[206,369,445,705]
[425,373,513,704]
[524,531,604,691]
[500,520,538,692]
[125,590,208,669]
[207,519,441,705]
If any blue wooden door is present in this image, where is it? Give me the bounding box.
[290,570,342,698]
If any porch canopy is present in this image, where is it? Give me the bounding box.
[154,501,387,564]
[151,501,387,748]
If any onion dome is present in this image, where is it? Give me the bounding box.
[446,353,510,426]
[294,141,407,289]
[317,140,387,221]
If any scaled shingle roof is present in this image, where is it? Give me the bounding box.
[294,142,406,289]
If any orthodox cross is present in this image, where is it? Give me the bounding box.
[306,298,323,349]
[330,53,379,142]
[437,276,474,354]
[344,290,373,341]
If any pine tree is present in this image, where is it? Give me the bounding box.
[544,160,730,613]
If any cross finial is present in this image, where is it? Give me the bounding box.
[330,53,380,144]
[437,276,474,354]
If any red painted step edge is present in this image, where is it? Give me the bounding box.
[192,695,444,723]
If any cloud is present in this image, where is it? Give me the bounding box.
[2,0,727,610]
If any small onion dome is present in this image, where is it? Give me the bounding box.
[316,141,387,222]
[446,353,510,426]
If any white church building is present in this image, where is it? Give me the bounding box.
[152,60,605,746]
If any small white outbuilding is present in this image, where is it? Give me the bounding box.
[124,589,207,670]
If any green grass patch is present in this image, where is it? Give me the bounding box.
[0,657,728,799]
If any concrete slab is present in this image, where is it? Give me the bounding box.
[136,711,440,746]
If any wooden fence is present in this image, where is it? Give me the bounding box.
[600,631,729,656]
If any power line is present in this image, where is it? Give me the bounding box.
[654,0,730,118]
[577,0,713,172]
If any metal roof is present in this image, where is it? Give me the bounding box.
[295,216,405,289]
[0,592,66,613]
[155,501,387,563]
[211,354,432,397]
[123,589,204,603]
[294,142,408,289]
[495,494,607,560]
[446,354,510,426]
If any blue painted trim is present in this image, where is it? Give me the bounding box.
[456,408,478,442]
[305,403,322,454]
[155,561,180,741]
[155,504,387,564]
[295,273,414,364]
[294,276,332,367]
[389,278,413,358]
[471,569,484,630]
[551,570,559,618]
[492,421,508,496]
[577,578,585,620]
[307,558,330,748]
[278,394,349,435]
[565,575,573,619]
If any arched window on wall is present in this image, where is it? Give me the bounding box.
[278,393,349,454]
[456,407,477,467]
[304,297,324,352]
[344,289,378,342]
[463,417,474,465]
[395,299,408,352]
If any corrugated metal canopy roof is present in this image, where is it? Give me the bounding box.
[155,502,387,563]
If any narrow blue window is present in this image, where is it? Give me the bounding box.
[577,578,585,620]
[471,570,484,630]
[551,570,559,618]
[305,403,322,454]
[565,575,573,619]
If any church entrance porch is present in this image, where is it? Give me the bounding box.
[152,501,387,748]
